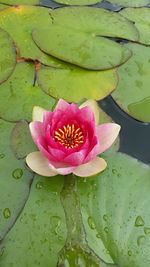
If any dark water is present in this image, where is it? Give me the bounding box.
[40,0,150,165]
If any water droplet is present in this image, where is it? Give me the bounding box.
[106,250,110,254]
[50,216,61,235]
[96,233,101,238]
[112,169,117,174]
[0,246,5,257]
[12,168,23,179]
[144,227,150,235]
[88,216,95,230]
[128,250,132,256]
[137,235,146,246]
[3,208,11,219]
[36,181,43,189]
[104,227,108,233]
[135,216,144,227]
[103,214,108,221]
[0,153,5,159]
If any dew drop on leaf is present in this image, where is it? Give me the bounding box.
[12,168,23,179]
[88,216,96,230]
[135,216,145,227]
[3,208,11,219]
[137,235,146,246]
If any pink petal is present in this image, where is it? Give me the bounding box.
[79,99,100,125]
[37,136,57,162]
[48,146,66,161]
[43,111,53,132]
[73,157,107,177]
[96,123,121,154]
[54,99,70,111]
[80,105,95,122]
[64,149,87,166]
[29,121,44,146]
[83,136,99,163]
[49,161,76,175]
[26,152,58,177]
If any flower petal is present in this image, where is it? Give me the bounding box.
[96,123,121,154]
[43,110,53,131]
[73,157,107,177]
[54,99,70,111]
[29,121,44,146]
[79,99,100,125]
[32,106,45,122]
[26,152,58,177]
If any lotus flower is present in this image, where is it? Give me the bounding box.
[26,99,120,177]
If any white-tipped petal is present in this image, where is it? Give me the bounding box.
[73,157,107,177]
[79,99,100,125]
[32,106,45,122]
[26,151,58,177]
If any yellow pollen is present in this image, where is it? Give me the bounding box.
[54,124,84,149]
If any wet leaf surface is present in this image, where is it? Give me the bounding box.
[0,28,16,85]
[78,152,150,267]
[112,43,150,123]
[0,62,56,122]
[0,119,33,242]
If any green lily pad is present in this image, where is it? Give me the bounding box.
[0,0,39,5]
[10,120,38,160]
[33,25,131,70]
[37,65,118,102]
[108,0,150,7]
[33,6,139,70]
[120,7,150,45]
[0,175,67,267]
[112,43,150,123]
[0,62,56,122]
[0,5,67,67]
[0,28,16,85]
[0,3,7,9]
[53,0,102,5]
[0,119,33,242]
[51,7,139,41]
[78,152,150,267]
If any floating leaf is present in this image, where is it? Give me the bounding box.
[0,3,7,9]
[33,25,131,70]
[10,120,37,160]
[0,0,39,5]
[112,43,150,123]
[108,0,150,7]
[33,6,139,70]
[0,62,56,122]
[0,175,67,266]
[0,28,16,85]
[0,5,66,67]
[37,65,118,102]
[0,119,33,242]
[51,7,139,41]
[52,0,102,5]
[78,152,150,267]
[120,7,150,45]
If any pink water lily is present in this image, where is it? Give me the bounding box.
[26,99,120,177]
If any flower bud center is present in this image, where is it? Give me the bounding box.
[55,124,84,149]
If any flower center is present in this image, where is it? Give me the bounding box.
[54,124,84,149]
